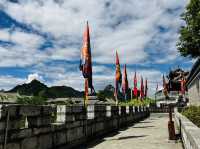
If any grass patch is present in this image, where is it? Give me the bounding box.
[182,106,200,127]
[119,98,156,106]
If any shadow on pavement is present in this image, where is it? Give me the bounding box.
[77,131,121,149]
[108,135,148,141]
[139,121,152,124]
[132,125,155,128]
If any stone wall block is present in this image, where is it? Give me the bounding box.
[8,119,26,130]
[135,106,138,112]
[121,106,126,115]
[75,113,86,120]
[106,106,111,117]
[9,128,32,140]
[6,142,20,149]
[65,115,75,122]
[0,122,5,131]
[2,105,19,118]
[66,121,82,129]
[33,127,51,135]
[65,106,72,113]
[41,106,55,116]
[67,128,78,142]
[28,116,52,128]
[129,106,133,114]
[72,106,84,113]
[76,127,84,139]
[87,105,94,119]
[94,106,106,112]
[19,106,41,117]
[51,123,66,131]
[53,131,67,146]
[126,106,130,114]
[21,137,38,149]
[38,134,52,149]
[0,134,5,144]
[95,122,104,132]
[111,106,118,117]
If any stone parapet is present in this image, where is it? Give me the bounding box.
[0,104,150,149]
[175,108,200,149]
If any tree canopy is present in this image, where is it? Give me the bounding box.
[177,0,200,58]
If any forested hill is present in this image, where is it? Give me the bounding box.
[8,79,84,98]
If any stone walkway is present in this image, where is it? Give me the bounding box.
[82,113,183,149]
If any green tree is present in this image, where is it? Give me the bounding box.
[177,0,200,58]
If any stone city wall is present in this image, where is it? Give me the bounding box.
[0,104,149,149]
[187,70,200,106]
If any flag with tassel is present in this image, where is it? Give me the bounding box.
[114,51,122,104]
[80,22,95,105]
[122,64,129,101]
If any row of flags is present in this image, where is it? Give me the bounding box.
[80,22,149,105]
[79,22,187,106]
[78,22,146,105]
[115,51,148,102]
[79,22,186,106]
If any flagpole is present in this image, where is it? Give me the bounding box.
[84,78,88,107]
[115,94,118,105]
[131,88,132,99]
[115,87,118,105]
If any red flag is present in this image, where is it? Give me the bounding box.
[133,71,138,98]
[114,51,122,97]
[144,78,148,98]
[181,76,186,95]
[80,22,95,94]
[140,76,144,99]
[122,64,129,96]
[163,75,168,97]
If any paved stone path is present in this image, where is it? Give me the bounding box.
[83,113,183,149]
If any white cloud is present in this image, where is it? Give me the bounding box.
[0,0,192,95]
[0,29,11,41]
[26,73,43,83]
[11,30,44,49]
[0,75,25,90]
[1,0,189,65]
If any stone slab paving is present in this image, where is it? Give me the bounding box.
[83,113,183,149]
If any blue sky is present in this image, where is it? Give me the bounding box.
[0,0,192,95]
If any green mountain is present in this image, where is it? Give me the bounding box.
[9,79,48,96]
[8,79,84,98]
[39,86,84,98]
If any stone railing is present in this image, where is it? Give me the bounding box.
[174,109,200,149]
[0,104,150,149]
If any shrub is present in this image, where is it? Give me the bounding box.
[182,106,200,127]
[119,98,156,106]
[16,96,47,105]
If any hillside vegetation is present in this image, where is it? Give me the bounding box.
[8,79,84,98]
